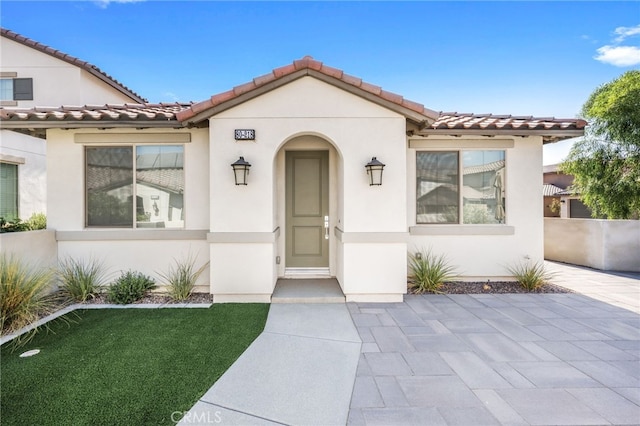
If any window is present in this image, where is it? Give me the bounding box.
[86,145,184,228]
[417,150,505,224]
[0,162,19,219]
[0,78,33,101]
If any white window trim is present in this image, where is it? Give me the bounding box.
[0,154,26,165]
[411,147,510,233]
[85,144,186,229]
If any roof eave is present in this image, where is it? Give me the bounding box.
[416,128,585,143]
[0,120,187,129]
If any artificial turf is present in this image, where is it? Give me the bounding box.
[0,304,269,425]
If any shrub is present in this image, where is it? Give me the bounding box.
[408,249,457,294]
[507,260,553,292]
[58,257,108,302]
[0,214,46,233]
[0,217,29,233]
[0,254,57,339]
[27,212,46,230]
[107,271,156,304]
[159,255,208,301]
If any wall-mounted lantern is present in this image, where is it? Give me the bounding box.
[231,156,251,185]
[365,157,385,186]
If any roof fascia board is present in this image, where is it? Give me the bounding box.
[182,69,433,127]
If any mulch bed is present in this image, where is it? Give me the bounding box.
[83,292,213,305]
[409,281,572,295]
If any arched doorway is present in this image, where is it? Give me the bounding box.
[274,134,342,278]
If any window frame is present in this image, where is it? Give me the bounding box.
[0,162,19,220]
[84,144,185,229]
[415,149,507,226]
[0,75,33,104]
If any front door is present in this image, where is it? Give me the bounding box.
[285,151,329,268]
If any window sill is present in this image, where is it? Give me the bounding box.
[56,229,207,241]
[0,101,18,107]
[409,225,514,236]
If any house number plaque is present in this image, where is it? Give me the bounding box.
[234,129,255,140]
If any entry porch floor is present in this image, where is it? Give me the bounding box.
[272,278,345,303]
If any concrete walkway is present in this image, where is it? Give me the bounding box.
[179,304,361,425]
[545,260,640,314]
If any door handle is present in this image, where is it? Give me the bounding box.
[324,215,329,240]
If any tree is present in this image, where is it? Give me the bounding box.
[561,70,640,219]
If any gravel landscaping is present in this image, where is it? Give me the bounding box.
[413,281,572,295]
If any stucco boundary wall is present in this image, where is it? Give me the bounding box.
[544,218,640,272]
[0,229,58,291]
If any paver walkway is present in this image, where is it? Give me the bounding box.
[347,291,640,425]
[545,260,640,314]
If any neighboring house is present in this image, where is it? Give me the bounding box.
[0,56,585,302]
[542,164,593,218]
[0,28,146,220]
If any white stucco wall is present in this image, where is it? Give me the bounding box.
[0,36,139,107]
[47,128,209,231]
[57,239,210,292]
[406,135,544,279]
[0,230,58,293]
[46,128,211,289]
[208,77,408,300]
[0,130,47,219]
[545,218,640,271]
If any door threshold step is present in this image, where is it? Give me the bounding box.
[272,278,345,304]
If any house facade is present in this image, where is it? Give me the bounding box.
[543,164,593,218]
[0,56,585,302]
[0,28,145,220]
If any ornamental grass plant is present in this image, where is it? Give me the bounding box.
[0,254,57,340]
[408,249,458,294]
[507,260,554,292]
[159,254,209,302]
[58,257,108,302]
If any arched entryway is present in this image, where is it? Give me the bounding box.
[274,134,342,279]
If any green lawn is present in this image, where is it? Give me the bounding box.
[1,304,269,425]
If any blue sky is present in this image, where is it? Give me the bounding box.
[1,1,639,163]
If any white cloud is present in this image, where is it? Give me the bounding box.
[593,24,640,67]
[594,45,640,67]
[614,24,640,42]
[94,0,145,9]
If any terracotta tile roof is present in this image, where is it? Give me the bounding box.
[0,103,585,142]
[1,27,147,103]
[0,54,586,143]
[175,56,440,124]
[430,113,586,132]
[463,159,505,175]
[0,103,188,124]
